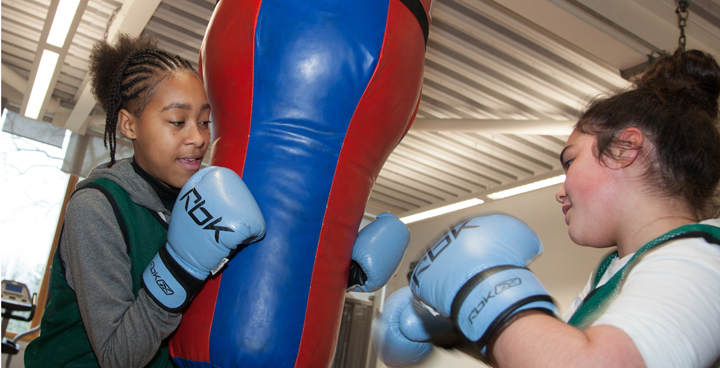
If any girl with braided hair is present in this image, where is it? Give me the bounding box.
[25,33,211,367]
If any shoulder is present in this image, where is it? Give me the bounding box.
[622,236,720,307]
[66,184,117,224]
[61,182,133,285]
[623,230,720,306]
[701,218,720,227]
[592,231,720,368]
[63,183,128,253]
[626,220,720,278]
[633,230,720,273]
[67,177,133,221]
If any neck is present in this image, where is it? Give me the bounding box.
[615,199,697,258]
[131,157,179,212]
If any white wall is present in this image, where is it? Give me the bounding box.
[375,184,611,368]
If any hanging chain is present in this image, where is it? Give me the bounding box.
[675,0,689,51]
[103,6,122,41]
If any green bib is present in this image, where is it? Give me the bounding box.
[25,178,174,368]
[568,224,720,330]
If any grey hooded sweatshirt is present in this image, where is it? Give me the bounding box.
[59,158,181,367]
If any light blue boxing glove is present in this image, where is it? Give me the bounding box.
[348,212,410,292]
[142,166,266,312]
[410,215,557,357]
[372,286,462,367]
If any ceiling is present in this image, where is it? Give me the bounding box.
[2,0,720,220]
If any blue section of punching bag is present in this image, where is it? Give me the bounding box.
[207,0,389,366]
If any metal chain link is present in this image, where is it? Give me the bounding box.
[675,0,689,51]
[103,6,122,41]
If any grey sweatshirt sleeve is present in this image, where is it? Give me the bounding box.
[61,188,181,368]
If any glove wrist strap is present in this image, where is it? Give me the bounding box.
[142,245,206,312]
[451,266,557,352]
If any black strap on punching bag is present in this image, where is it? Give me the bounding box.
[399,0,430,45]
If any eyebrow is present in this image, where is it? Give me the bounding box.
[161,103,211,112]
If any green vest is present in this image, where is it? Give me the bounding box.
[568,224,720,330]
[25,178,174,368]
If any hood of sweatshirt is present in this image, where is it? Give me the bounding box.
[77,158,170,217]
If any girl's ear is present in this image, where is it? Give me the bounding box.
[608,127,643,169]
[118,109,137,139]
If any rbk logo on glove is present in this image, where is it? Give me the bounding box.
[467,277,522,323]
[149,261,174,295]
[412,220,478,287]
[180,188,234,243]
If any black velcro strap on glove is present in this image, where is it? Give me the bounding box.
[347,260,368,289]
[142,246,206,313]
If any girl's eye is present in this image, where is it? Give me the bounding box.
[171,121,185,126]
[200,120,211,126]
[563,159,574,170]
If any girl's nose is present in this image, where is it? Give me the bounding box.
[555,183,567,204]
[185,122,207,148]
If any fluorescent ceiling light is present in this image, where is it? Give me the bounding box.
[400,198,484,224]
[487,175,566,200]
[24,50,60,120]
[47,0,81,47]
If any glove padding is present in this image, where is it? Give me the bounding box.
[373,286,461,367]
[410,215,557,356]
[348,212,410,292]
[142,166,266,312]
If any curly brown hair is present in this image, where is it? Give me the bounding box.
[576,48,720,219]
[88,33,199,166]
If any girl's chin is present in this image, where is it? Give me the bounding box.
[568,230,614,249]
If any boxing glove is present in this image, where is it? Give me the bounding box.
[410,215,557,356]
[348,213,410,292]
[142,166,266,312]
[373,286,462,367]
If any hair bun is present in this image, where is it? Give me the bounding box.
[636,49,720,116]
[89,33,158,112]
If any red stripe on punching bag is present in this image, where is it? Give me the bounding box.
[168,0,262,361]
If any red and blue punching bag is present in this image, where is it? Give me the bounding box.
[169,0,432,366]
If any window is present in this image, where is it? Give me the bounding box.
[1,111,69,335]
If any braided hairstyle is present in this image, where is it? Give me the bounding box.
[576,48,720,219]
[88,33,199,167]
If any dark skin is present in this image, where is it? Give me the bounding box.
[118,71,211,189]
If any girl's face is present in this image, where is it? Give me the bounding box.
[122,71,210,189]
[555,130,624,249]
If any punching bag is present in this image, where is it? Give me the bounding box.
[169,0,432,366]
